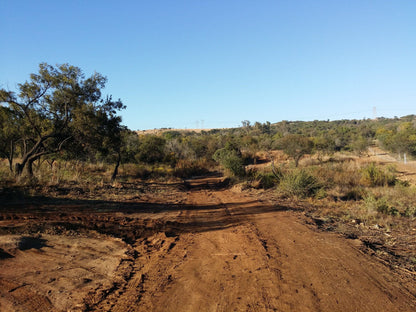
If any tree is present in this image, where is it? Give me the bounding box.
[0,63,125,177]
[254,121,271,135]
[277,134,313,167]
[213,147,245,177]
[70,95,126,181]
[349,135,370,156]
[0,106,20,171]
[135,135,166,164]
[312,135,336,162]
[376,122,416,157]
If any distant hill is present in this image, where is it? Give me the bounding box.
[136,128,215,135]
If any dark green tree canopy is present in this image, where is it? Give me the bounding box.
[0,63,125,176]
[277,134,313,167]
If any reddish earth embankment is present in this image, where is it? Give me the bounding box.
[1,176,415,311]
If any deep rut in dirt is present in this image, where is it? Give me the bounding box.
[1,176,416,311]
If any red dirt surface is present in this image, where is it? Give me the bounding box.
[1,176,415,311]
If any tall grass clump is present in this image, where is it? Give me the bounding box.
[311,160,364,200]
[257,171,279,189]
[173,159,211,178]
[278,168,323,198]
[360,163,396,187]
[364,184,416,218]
[0,161,14,184]
[363,195,400,217]
[249,170,279,189]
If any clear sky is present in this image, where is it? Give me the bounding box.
[1,1,415,130]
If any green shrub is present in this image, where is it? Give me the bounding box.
[360,163,396,187]
[364,195,401,217]
[255,172,278,189]
[404,206,416,218]
[315,160,361,188]
[213,148,245,178]
[278,168,323,198]
[364,184,416,218]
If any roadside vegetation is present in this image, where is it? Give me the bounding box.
[2,64,416,271]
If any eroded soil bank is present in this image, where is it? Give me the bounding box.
[1,177,415,311]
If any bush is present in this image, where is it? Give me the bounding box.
[363,195,400,216]
[253,171,278,189]
[278,168,323,198]
[135,135,166,164]
[173,159,211,179]
[122,164,151,179]
[213,148,245,178]
[364,184,416,218]
[360,163,396,187]
[309,160,362,200]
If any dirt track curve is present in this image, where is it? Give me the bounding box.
[1,176,416,311]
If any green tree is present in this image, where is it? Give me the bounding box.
[312,135,335,163]
[71,96,126,181]
[0,106,20,171]
[135,135,166,164]
[349,135,370,156]
[213,147,245,177]
[277,134,313,167]
[0,63,125,177]
[377,122,416,157]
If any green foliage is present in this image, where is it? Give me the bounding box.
[307,160,365,200]
[0,63,125,177]
[276,134,313,167]
[363,195,400,216]
[0,106,19,171]
[312,135,335,161]
[2,69,416,189]
[360,163,396,187]
[278,168,323,198]
[120,130,141,163]
[349,135,370,155]
[376,121,416,156]
[254,171,278,189]
[363,184,416,218]
[135,135,166,164]
[253,121,271,135]
[213,148,245,177]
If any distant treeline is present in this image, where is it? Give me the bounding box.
[1,63,416,180]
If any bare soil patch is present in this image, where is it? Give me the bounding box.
[1,176,416,311]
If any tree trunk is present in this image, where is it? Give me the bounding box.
[111,152,121,182]
[14,135,56,176]
[27,158,34,177]
[15,141,39,176]
[7,140,14,173]
[8,158,13,173]
[295,156,301,167]
[15,163,24,175]
[15,155,29,176]
[16,153,39,177]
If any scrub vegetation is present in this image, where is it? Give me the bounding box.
[2,65,416,224]
[1,65,416,310]
[2,66,416,216]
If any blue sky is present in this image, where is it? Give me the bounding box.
[1,1,415,130]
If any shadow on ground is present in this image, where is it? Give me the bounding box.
[0,179,296,244]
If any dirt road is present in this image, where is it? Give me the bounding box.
[1,177,416,311]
